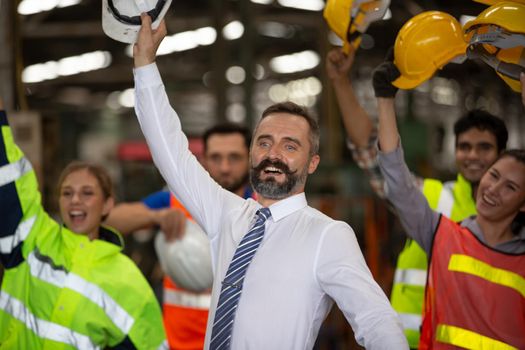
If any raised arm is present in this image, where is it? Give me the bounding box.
[326,47,392,198]
[326,47,374,147]
[132,15,243,239]
[0,101,55,268]
[373,62,440,254]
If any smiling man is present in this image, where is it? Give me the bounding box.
[130,14,407,350]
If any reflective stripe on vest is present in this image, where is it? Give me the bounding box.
[157,341,169,350]
[164,288,211,310]
[391,176,476,348]
[0,156,32,187]
[27,251,135,334]
[0,291,100,350]
[449,254,525,298]
[421,218,525,349]
[0,215,36,254]
[435,182,454,217]
[436,324,518,350]
[394,268,427,287]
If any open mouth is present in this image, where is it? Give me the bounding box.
[482,193,496,207]
[69,210,87,223]
[464,163,483,171]
[263,166,284,175]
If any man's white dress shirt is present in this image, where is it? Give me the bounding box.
[133,63,408,350]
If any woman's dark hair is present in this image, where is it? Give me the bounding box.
[497,149,525,235]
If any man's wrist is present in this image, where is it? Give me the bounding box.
[134,56,154,68]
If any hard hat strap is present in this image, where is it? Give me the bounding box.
[469,25,525,50]
[108,0,167,25]
[467,44,525,81]
[349,0,390,32]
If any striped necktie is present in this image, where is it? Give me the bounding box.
[210,207,272,350]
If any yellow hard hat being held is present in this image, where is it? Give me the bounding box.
[471,0,525,7]
[393,11,468,89]
[323,0,390,54]
[464,1,525,34]
[463,2,525,92]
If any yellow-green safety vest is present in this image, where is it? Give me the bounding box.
[0,111,167,349]
[390,174,477,348]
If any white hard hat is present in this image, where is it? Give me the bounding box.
[154,219,213,293]
[102,0,172,44]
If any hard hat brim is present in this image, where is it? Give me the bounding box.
[392,74,427,89]
[102,0,172,44]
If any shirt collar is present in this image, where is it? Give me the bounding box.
[266,192,308,222]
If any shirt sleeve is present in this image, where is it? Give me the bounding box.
[0,110,45,268]
[345,127,386,198]
[377,144,440,254]
[142,190,170,209]
[316,221,408,350]
[133,63,244,240]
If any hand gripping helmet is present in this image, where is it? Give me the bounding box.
[102,0,172,43]
[155,219,213,293]
[392,11,468,89]
[463,2,525,92]
[324,0,390,54]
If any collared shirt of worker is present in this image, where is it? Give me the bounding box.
[132,61,408,350]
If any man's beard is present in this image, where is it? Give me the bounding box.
[219,172,249,194]
[249,158,308,200]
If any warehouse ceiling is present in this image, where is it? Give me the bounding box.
[6,0,493,116]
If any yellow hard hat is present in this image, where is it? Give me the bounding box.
[464,1,525,34]
[463,2,525,92]
[392,11,468,89]
[467,44,525,92]
[472,0,525,6]
[323,0,390,54]
[496,46,524,92]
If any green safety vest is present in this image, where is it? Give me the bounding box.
[0,112,167,349]
[390,174,477,348]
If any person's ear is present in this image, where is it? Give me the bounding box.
[308,154,320,174]
[103,197,115,217]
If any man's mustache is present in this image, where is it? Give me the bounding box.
[252,158,297,176]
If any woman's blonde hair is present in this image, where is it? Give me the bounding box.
[56,161,114,200]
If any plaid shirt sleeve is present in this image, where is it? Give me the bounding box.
[346,127,425,199]
[346,127,386,198]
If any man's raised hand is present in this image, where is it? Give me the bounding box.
[133,13,167,68]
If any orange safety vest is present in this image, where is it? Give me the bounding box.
[163,194,210,350]
[420,217,525,349]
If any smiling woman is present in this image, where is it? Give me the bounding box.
[57,161,115,241]
[0,104,168,349]
[374,68,525,348]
